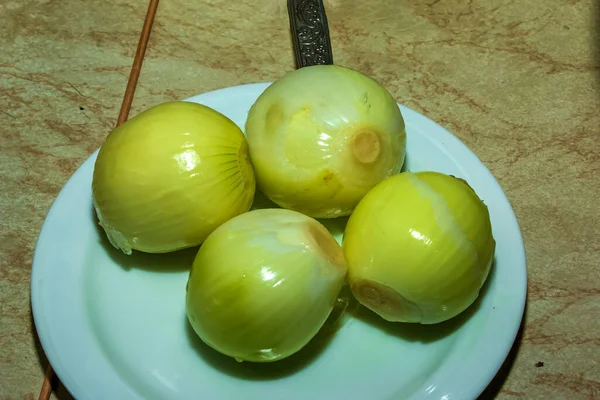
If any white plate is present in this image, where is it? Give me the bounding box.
[31,83,527,400]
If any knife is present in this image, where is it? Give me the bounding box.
[287,0,334,68]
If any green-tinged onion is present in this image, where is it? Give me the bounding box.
[245,65,406,219]
[186,208,347,362]
[92,101,255,255]
[343,171,495,324]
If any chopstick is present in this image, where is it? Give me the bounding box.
[37,0,160,398]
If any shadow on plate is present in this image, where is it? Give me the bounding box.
[476,302,526,399]
[249,189,280,211]
[317,215,349,240]
[350,257,497,343]
[400,151,410,173]
[91,206,197,273]
[183,287,352,381]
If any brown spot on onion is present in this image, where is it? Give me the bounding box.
[306,221,346,268]
[351,279,412,322]
[351,130,381,164]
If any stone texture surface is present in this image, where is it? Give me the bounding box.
[1,0,599,398]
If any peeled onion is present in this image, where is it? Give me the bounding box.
[343,171,495,324]
[185,208,347,362]
[92,101,255,255]
[245,65,406,219]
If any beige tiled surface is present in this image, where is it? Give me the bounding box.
[1,0,599,398]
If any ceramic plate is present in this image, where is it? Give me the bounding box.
[31,83,527,400]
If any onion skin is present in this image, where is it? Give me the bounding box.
[342,172,495,324]
[245,65,406,219]
[92,101,255,255]
[186,208,347,363]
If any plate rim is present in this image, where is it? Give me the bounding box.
[31,82,527,400]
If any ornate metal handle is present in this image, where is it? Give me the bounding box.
[287,0,334,68]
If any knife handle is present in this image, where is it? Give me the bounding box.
[287,0,334,68]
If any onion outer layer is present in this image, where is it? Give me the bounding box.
[342,171,495,324]
[92,101,255,255]
[245,65,406,219]
[186,208,347,362]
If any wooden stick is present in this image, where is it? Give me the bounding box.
[38,365,53,400]
[116,0,161,127]
[38,0,160,398]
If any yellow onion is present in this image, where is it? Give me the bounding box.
[186,208,347,362]
[343,172,495,324]
[245,65,406,219]
[92,101,255,255]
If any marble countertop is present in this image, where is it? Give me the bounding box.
[1,0,599,398]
